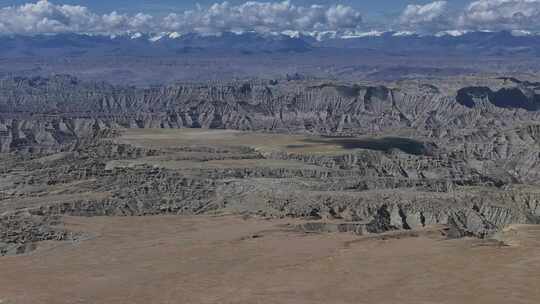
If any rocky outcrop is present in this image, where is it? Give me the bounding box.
[3,76,540,254]
[2,76,540,153]
[456,83,540,111]
[0,212,81,256]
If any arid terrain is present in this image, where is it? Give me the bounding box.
[4,0,540,302]
[2,75,540,303]
[2,216,540,304]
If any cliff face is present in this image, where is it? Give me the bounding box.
[3,76,540,151]
[2,75,540,254]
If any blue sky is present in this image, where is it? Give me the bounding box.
[1,0,539,35]
[0,0,470,16]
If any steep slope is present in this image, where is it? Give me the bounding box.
[2,76,540,254]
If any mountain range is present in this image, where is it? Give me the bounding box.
[2,30,540,57]
[2,30,540,85]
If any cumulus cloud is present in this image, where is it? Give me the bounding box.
[0,0,158,34]
[0,0,363,35]
[162,1,362,33]
[5,0,540,36]
[459,0,540,31]
[399,1,451,32]
[398,0,540,33]
[0,0,96,33]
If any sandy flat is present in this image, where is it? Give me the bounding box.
[117,128,367,155]
[1,216,540,304]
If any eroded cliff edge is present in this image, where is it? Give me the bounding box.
[2,75,540,255]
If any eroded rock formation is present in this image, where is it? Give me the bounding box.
[2,75,540,254]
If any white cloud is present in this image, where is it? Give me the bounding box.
[399,1,450,32]
[458,0,540,31]
[5,0,540,36]
[0,0,155,34]
[161,1,362,33]
[0,0,99,33]
[397,0,540,33]
[0,0,363,35]
[325,4,363,30]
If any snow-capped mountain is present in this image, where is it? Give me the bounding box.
[2,30,540,58]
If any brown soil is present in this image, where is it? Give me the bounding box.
[1,216,540,304]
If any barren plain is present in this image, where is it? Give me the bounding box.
[2,216,540,304]
[2,76,540,303]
